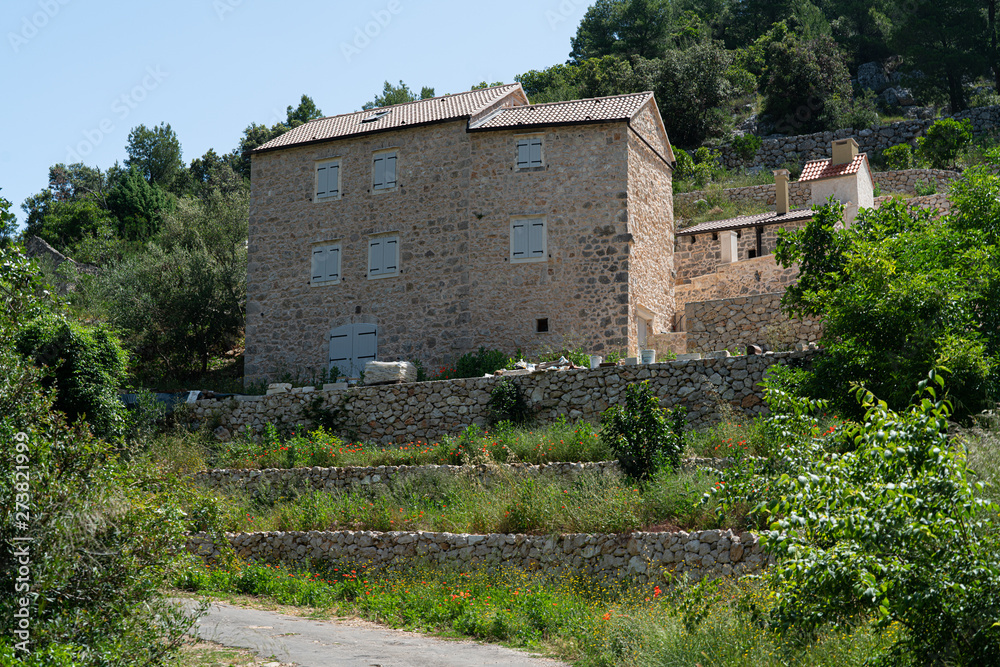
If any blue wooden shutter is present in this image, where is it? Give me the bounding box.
[529,221,545,257]
[384,154,397,187]
[373,155,385,189]
[329,247,340,280]
[529,138,542,167]
[353,324,378,376]
[328,164,339,196]
[316,165,329,197]
[516,140,530,168]
[329,326,352,377]
[383,237,398,273]
[512,222,527,259]
[369,238,383,275]
[311,247,326,281]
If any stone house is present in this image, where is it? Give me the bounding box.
[670,138,874,351]
[244,84,675,383]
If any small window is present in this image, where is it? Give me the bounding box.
[510,216,546,263]
[368,234,399,278]
[315,160,340,200]
[311,243,341,285]
[372,150,397,191]
[536,318,549,333]
[516,136,543,169]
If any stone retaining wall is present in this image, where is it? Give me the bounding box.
[674,169,958,214]
[186,528,768,583]
[190,458,731,496]
[188,352,816,443]
[712,105,1000,170]
[685,293,822,353]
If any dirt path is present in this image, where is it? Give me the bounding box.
[177,599,571,667]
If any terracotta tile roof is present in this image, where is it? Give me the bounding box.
[676,208,815,236]
[468,92,655,130]
[255,84,525,153]
[798,153,869,182]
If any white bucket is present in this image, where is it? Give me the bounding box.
[640,349,656,364]
[589,355,603,369]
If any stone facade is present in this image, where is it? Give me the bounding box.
[186,527,770,584]
[245,89,674,385]
[674,221,810,282]
[713,105,1000,170]
[674,255,801,313]
[188,351,817,443]
[685,293,822,353]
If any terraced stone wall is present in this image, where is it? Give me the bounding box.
[186,528,769,584]
[188,351,817,444]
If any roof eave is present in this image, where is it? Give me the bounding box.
[467,117,629,133]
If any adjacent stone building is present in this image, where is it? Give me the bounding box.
[245,84,676,383]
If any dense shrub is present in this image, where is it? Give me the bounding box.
[882,143,914,170]
[762,376,1000,664]
[487,378,532,425]
[917,118,973,169]
[15,314,128,439]
[435,346,511,380]
[731,133,762,162]
[762,33,853,134]
[601,381,687,480]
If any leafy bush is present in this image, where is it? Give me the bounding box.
[674,148,695,180]
[882,144,914,170]
[435,346,511,380]
[763,33,853,134]
[487,378,532,426]
[731,134,762,162]
[15,314,128,439]
[601,381,687,480]
[914,179,937,195]
[917,118,973,169]
[762,374,1000,664]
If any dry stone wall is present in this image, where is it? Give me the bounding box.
[186,528,769,583]
[712,105,1000,170]
[675,256,801,311]
[675,169,958,214]
[685,293,822,353]
[189,352,817,443]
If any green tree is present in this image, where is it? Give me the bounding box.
[0,191,17,242]
[762,32,853,134]
[471,80,505,89]
[285,94,323,125]
[776,192,998,417]
[570,0,676,62]
[106,165,174,241]
[893,0,986,112]
[362,80,436,110]
[0,245,199,665]
[762,378,1000,664]
[14,314,129,439]
[917,118,973,169]
[99,184,248,378]
[600,381,687,479]
[124,122,184,191]
[634,41,752,147]
[25,198,116,252]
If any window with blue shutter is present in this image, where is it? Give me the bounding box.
[368,234,400,277]
[311,243,341,285]
[372,151,397,191]
[315,160,340,200]
[516,136,543,169]
[510,216,546,262]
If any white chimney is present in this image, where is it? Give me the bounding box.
[773,169,790,215]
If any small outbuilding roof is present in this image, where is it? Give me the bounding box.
[676,208,815,236]
[799,153,870,182]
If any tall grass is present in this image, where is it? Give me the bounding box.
[176,559,896,666]
[187,465,721,534]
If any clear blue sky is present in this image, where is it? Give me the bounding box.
[2,0,589,225]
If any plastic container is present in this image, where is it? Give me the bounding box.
[640,349,656,364]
